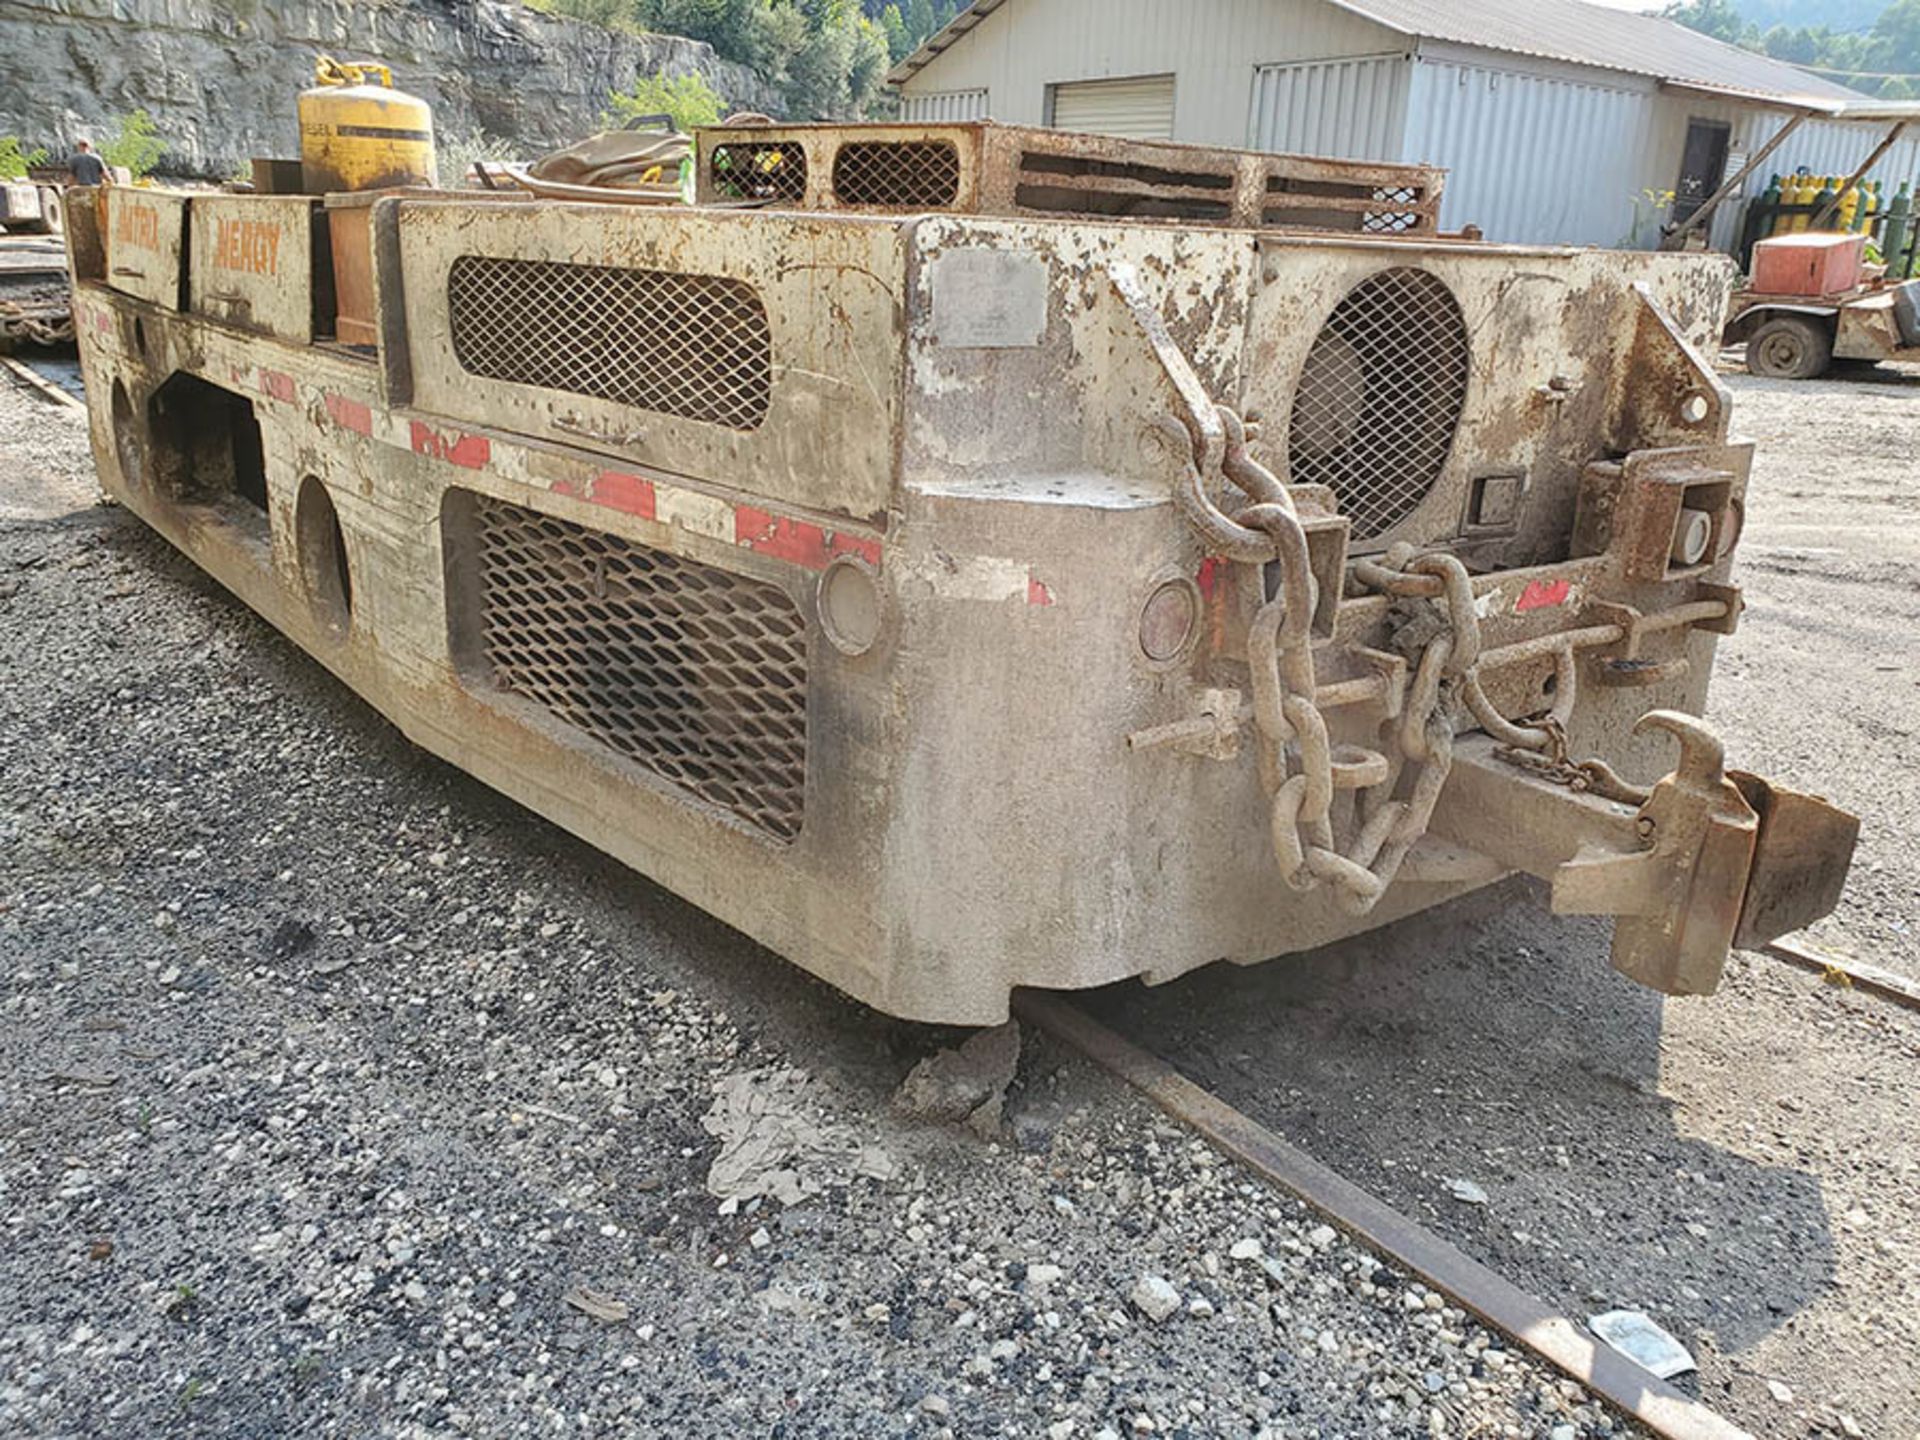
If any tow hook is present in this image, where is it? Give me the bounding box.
[1428,715,1858,997]
[1552,713,1759,994]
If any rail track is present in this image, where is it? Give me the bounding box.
[1016,990,1762,1440]
[1016,930,1914,1440]
[1763,935,1920,1012]
[2,353,85,411]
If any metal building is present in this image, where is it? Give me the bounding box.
[890,0,1913,250]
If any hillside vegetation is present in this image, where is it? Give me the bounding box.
[1666,0,1920,96]
[527,0,966,117]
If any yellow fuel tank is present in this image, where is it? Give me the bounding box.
[298,56,437,194]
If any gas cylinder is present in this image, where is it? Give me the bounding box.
[1885,182,1914,278]
[1759,174,1783,239]
[298,55,437,195]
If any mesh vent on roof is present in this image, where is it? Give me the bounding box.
[831,141,962,208]
[1284,268,1470,542]
[709,141,807,203]
[1361,187,1424,234]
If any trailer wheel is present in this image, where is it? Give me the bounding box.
[36,186,63,237]
[1746,315,1832,380]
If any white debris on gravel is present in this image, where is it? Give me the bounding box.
[701,1066,896,1204]
[0,383,1653,1434]
[1587,1310,1696,1380]
[1129,1274,1182,1323]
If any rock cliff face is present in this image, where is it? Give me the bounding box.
[0,0,779,178]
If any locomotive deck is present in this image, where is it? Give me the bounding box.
[63,133,1855,1022]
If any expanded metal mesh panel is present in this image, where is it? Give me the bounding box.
[1362,187,1424,234]
[1284,268,1470,542]
[447,257,771,432]
[471,496,808,841]
[831,141,961,208]
[709,141,807,202]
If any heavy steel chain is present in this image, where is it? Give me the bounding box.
[1113,243,1646,910]
[1160,398,1648,912]
[1165,404,1493,915]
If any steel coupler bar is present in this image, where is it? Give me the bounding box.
[1428,716,1858,996]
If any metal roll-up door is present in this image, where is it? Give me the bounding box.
[1048,74,1176,139]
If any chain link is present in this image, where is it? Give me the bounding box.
[1164,400,1621,914]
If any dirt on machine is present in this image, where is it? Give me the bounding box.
[59,66,1860,1024]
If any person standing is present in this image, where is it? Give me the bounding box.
[68,139,105,186]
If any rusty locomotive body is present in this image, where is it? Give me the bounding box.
[64,123,1855,1023]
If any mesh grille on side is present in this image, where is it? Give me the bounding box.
[446,256,772,432]
[831,141,961,208]
[1284,268,1470,542]
[708,141,807,202]
[469,495,807,841]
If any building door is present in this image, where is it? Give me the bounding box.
[1048,75,1176,139]
[1673,118,1732,226]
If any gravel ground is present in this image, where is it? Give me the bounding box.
[1,377,1638,1438]
[3,356,1914,1440]
[1103,365,1920,1440]
[1705,361,1920,978]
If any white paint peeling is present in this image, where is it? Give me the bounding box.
[655,485,737,543]
[901,550,1031,603]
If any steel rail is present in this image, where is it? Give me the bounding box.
[1,354,84,411]
[1762,934,1920,1013]
[1014,990,1753,1440]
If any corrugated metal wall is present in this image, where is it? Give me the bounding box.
[899,88,992,123]
[1403,56,1657,245]
[895,0,1400,146]
[1647,94,1920,253]
[1247,54,1409,159]
[1774,117,1920,193]
[894,2,1920,256]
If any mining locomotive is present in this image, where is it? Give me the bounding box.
[65,117,1857,1023]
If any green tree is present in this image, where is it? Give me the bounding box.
[1873,0,1920,71]
[880,3,910,62]
[532,0,926,119]
[906,0,937,46]
[0,135,48,181]
[604,67,727,130]
[1760,24,1819,63]
[1661,0,1756,45]
[100,110,165,179]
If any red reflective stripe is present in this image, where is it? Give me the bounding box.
[1516,578,1573,613]
[409,420,490,470]
[590,470,657,520]
[323,392,372,436]
[735,505,882,570]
